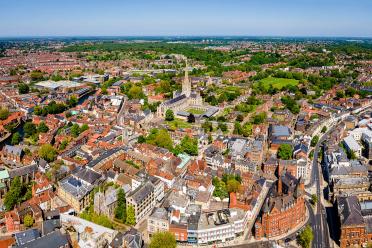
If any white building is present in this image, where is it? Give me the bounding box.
[344,135,362,157]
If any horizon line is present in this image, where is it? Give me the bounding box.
[0,35,372,39]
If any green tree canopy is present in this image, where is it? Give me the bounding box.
[30,70,44,81]
[298,225,314,248]
[149,232,177,248]
[127,85,144,99]
[174,136,198,156]
[71,124,81,137]
[24,214,34,228]
[0,108,10,120]
[38,144,57,162]
[277,144,293,160]
[187,113,195,123]
[11,132,21,145]
[18,83,30,94]
[23,122,37,138]
[4,176,22,211]
[311,194,318,205]
[126,205,136,225]
[311,135,319,147]
[114,188,127,223]
[38,121,49,133]
[165,109,175,121]
[226,178,241,193]
[321,126,327,133]
[145,129,173,150]
[252,112,267,124]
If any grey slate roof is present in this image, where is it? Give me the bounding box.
[15,229,40,246]
[4,145,23,156]
[123,228,143,248]
[128,181,154,205]
[9,164,38,179]
[42,219,61,235]
[15,230,69,248]
[72,167,101,185]
[270,125,291,138]
[338,195,364,226]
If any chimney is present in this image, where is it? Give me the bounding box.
[277,165,282,195]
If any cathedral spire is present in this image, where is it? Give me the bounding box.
[182,59,191,97]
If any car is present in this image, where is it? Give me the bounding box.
[284,238,291,243]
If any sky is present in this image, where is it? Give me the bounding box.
[0,0,371,37]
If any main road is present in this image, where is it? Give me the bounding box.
[306,124,336,248]
[308,106,372,248]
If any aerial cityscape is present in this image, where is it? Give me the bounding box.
[0,1,371,248]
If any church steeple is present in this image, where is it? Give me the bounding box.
[182,59,191,97]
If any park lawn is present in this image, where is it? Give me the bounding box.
[186,108,205,115]
[166,118,192,130]
[259,77,299,90]
[216,85,241,95]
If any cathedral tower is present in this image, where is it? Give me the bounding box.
[182,59,191,97]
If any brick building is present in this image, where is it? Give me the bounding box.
[255,169,306,239]
[337,195,372,248]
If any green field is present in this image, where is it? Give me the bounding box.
[166,118,192,130]
[258,77,299,90]
[186,108,205,115]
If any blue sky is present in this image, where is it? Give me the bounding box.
[0,0,371,37]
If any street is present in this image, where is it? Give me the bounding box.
[306,124,335,248]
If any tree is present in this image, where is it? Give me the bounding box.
[175,136,198,156]
[252,112,267,124]
[321,126,327,133]
[38,121,49,133]
[70,124,81,137]
[212,177,228,199]
[233,122,242,135]
[59,139,68,151]
[23,122,37,138]
[311,194,318,205]
[137,135,146,143]
[298,225,314,248]
[349,150,357,160]
[126,205,136,225]
[0,108,10,120]
[23,214,34,228]
[127,85,144,99]
[80,124,89,133]
[165,109,174,121]
[30,70,44,81]
[65,111,72,118]
[226,179,241,193]
[38,144,57,162]
[241,122,252,137]
[311,135,319,147]
[218,122,227,132]
[149,232,177,248]
[336,90,345,99]
[202,120,213,132]
[114,188,127,223]
[236,114,244,122]
[281,96,300,114]
[145,129,174,151]
[11,132,21,145]
[4,176,22,211]
[67,96,78,107]
[277,144,293,160]
[18,83,30,94]
[187,113,195,123]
